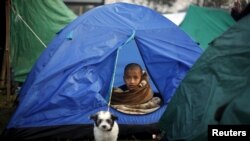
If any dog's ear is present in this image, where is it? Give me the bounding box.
[111,114,118,121]
[90,114,98,121]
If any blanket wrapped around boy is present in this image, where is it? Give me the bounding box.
[110,72,162,115]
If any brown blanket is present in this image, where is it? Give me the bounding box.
[110,72,153,105]
[111,97,162,115]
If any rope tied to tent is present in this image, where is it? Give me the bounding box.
[11,5,47,48]
[107,30,136,112]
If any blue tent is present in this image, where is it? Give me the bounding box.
[3,3,202,140]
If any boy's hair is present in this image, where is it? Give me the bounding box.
[124,63,143,74]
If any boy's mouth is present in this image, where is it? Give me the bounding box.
[128,85,137,90]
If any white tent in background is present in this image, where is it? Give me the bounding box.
[163,12,186,26]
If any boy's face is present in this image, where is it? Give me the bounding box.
[123,68,142,90]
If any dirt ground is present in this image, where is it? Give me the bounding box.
[0,93,158,141]
[0,93,16,134]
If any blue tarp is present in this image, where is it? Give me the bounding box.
[7,3,202,128]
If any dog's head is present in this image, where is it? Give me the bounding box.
[90,111,118,131]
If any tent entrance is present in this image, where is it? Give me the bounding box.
[113,39,159,93]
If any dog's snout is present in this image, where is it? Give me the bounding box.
[102,125,107,129]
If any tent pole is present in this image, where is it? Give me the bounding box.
[4,0,11,106]
[0,1,7,88]
[0,53,6,87]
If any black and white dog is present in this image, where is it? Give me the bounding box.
[90,111,119,141]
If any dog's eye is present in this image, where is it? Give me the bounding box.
[97,119,102,125]
[106,119,112,124]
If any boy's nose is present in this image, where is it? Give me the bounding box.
[130,79,136,83]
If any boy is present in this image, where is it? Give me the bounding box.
[119,63,147,91]
[111,63,153,105]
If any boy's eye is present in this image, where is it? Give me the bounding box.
[133,76,139,80]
